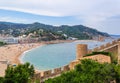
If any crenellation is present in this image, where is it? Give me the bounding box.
[112,40,118,45]
[105,43,111,48]
[34,65,71,81]
[93,47,99,51]
[63,65,70,72]
[117,38,120,42]
[69,60,79,70]
[33,39,120,82]
[87,49,92,54]
[34,73,41,79]
[54,67,62,74]
[99,45,105,50]
[41,70,52,78]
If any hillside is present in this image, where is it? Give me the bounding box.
[0,22,109,40]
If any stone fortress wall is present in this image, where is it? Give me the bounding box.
[33,65,70,82]
[34,38,120,82]
[88,39,120,54]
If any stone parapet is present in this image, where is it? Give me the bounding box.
[34,65,71,82]
[33,39,120,82]
[69,60,80,70]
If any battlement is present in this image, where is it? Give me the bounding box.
[33,65,70,82]
[91,40,119,52]
[117,38,120,41]
[93,47,99,51]
[87,49,92,54]
[33,38,120,82]
[87,41,118,54]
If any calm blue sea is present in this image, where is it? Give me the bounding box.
[21,37,119,71]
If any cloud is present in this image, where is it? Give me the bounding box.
[0,0,119,16]
[0,0,120,23]
[0,16,29,23]
[0,0,120,34]
[95,16,120,34]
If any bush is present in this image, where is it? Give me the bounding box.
[85,51,112,57]
[45,59,120,83]
[0,77,4,83]
[0,41,7,46]
[2,62,35,83]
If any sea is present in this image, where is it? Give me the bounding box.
[20,36,120,71]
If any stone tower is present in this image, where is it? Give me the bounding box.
[76,44,88,60]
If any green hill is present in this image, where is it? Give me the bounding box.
[0,22,109,40]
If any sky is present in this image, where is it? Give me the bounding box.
[0,0,120,35]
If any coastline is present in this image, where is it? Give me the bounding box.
[0,39,110,76]
[15,43,44,64]
[0,40,74,76]
[19,40,74,64]
[0,43,44,77]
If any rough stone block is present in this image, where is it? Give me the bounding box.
[105,43,111,47]
[88,50,92,54]
[63,65,70,71]
[34,73,41,79]
[93,47,99,51]
[54,67,62,74]
[100,45,105,50]
[42,70,52,78]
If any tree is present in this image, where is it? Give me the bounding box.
[0,41,7,46]
[0,77,4,83]
[45,59,120,83]
[3,62,35,83]
[114,65,120,82]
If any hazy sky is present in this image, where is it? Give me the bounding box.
[0,0,120,35]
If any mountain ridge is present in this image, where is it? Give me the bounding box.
[0,21,110,40]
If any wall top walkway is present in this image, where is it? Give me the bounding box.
[88,39,120,53]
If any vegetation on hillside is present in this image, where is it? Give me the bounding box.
[45,59,120,83]
[0,22,109,40]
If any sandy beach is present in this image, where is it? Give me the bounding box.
[0,40,74,77]
[0,43,43,77]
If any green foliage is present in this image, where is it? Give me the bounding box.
[0,22,109,39]
[85,51,112,57]
[0,41,7,46]
[45,59,120,83]
[0,77,4,83]
[114,65,120,82]
[0,62,35,83]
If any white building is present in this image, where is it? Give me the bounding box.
[0,37,19,44]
